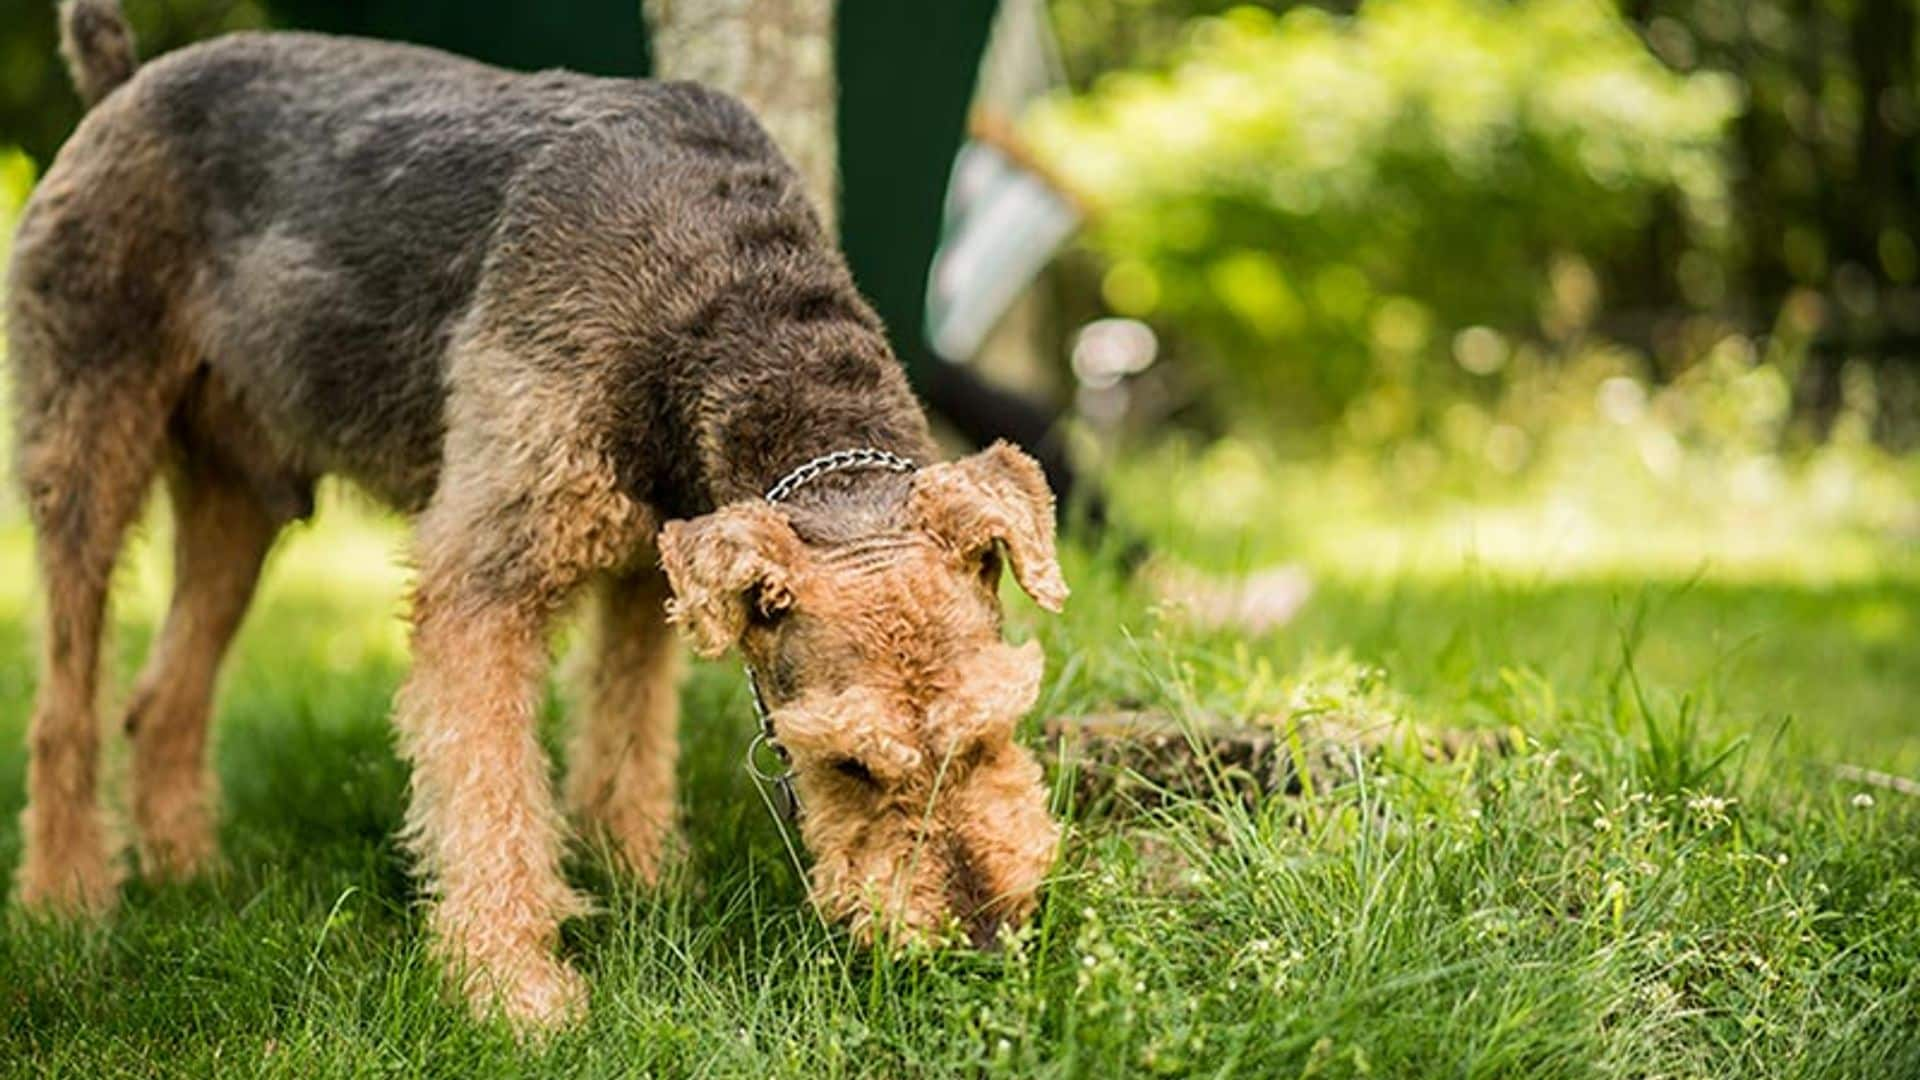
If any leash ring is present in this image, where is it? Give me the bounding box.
[745,729,795,785]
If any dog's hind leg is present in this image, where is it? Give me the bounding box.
[122,444,284,881]
[8,97,207,913]
[11,372,178,914]
[564,569,681,883]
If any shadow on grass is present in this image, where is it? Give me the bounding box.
[0,584,824,1059]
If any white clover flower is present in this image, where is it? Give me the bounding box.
[1852,792,1875,809]
[1687,793,1729,815]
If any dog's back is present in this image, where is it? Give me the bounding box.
[12,21,859,510]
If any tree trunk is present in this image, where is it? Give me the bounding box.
[644,0,840,234]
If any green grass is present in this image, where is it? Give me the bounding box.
[2,446,1919,1078]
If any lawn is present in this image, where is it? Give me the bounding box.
[2,437,1918,1077]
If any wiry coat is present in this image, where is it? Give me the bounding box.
[13,28,935,520]
[9,3,1062,1033]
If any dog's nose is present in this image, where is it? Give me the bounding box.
[967,914,1004,951]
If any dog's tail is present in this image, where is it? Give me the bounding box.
[57,0,138,108]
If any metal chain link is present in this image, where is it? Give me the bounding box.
[743,446,919,820]
[763,446,918,504]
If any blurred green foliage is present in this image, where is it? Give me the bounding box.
[0,0,268,168]
[1647,0,1919,320]
[1048,0,1281,90]
[0,0,649,169]
[4,0,1917,447]
[0,147,34,268]
[1030,0,1740,420]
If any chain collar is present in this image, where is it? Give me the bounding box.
[743,447,918,820]
[762,446,918,503]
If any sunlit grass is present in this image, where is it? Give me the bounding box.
[1119,434,1920,585]
[1,430,1916,1074]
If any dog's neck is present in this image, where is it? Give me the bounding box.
[695,429,930,518]
[774,465,922,543]
[687,344,940,517]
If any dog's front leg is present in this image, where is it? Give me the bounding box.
[394,329,653,1028]
[394,573,588,1030]
[565,569,682,883]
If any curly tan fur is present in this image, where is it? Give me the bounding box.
[565,571,683,882]
[9,9,1066,1031]
[126,453,278,879]
[909,443,1069,613]
[659,453,1066,947]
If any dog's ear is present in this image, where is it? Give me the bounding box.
[910,441,1068,612]
[658,502,803,657]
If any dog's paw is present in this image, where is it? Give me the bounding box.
[462,951,588,1035]
[607,823,684,889]
[574,804,681,888]
[136,814,220,883]
[14,849,121,918]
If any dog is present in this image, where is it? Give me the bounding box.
[8,0,1065,1028]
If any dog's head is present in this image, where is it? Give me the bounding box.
[659,441,1064,947]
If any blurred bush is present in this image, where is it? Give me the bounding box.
[1049,0,1259,90]
[0,0,269,168]
[1028,0,1740,423]
[0,147,34,268]
[1117,330,1920,580]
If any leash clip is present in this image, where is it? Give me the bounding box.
[743,668,799,821]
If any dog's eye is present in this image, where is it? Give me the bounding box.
[832,758,876,785]
[746,585,791,629]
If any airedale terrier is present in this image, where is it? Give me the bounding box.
[8,1,1065,1027]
